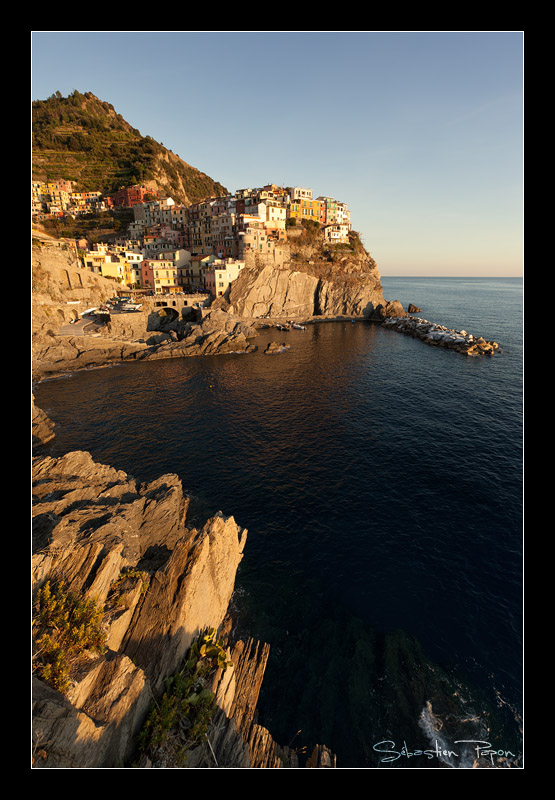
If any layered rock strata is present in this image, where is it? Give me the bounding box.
[227,263,402,321]
[31,448,328,768]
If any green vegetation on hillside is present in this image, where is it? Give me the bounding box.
[32,90,227,203]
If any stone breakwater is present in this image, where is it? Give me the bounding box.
[382,317,501,356]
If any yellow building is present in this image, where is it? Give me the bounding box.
[100,254,128,284]
[83,252,107,275]
[151,260,179,293]
[203,258,245,297]
[287,197,323,223]
[83,249,130,285]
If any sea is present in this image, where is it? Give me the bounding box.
[33,276,524,769]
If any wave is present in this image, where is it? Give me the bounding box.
[418,700,521,768]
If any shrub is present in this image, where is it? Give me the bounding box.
[33,580,107,694]
[137,628,232,765]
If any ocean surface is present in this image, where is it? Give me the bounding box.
[34,276,523,768]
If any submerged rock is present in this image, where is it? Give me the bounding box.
[264,341,291,354]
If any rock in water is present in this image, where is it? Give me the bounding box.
[264,341,291,354]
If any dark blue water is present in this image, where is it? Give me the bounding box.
[34,277,523,767]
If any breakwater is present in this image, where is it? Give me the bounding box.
[382,316,500,356]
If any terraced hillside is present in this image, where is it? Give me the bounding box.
[32,90,227,204]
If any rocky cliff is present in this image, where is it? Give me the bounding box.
[31,436,335,768]
[228,231,403,321]
[31,234,259,382]
[32,232,405,382]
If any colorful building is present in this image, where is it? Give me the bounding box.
[323,224,350,243]
[287,197,323,224]
[203,258,245,297]
[141,258,179,293]
[110,184,159,208]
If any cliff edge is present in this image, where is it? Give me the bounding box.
[228,228,403,321]
[31,431,335,768]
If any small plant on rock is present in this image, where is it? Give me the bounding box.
[137,628,233,766]
[198,628,233,671]
[32,580,107,694]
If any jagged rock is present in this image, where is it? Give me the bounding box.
[32,395,56,449]
[408,303,422,313]
[316,275,386,317]
[32,676,113,768]
[369,299,408,320]
[306,744,337,768]
[31,450,188,562]
[31,447,334,768]
[121,513,247,695]
[32,451,246,766]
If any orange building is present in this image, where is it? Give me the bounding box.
[287,197,323,224]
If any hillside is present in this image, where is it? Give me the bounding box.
[32,90,227,204]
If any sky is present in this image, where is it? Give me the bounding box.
[31,31,524,277]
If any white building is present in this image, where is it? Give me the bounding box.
[323,224,350,243]
[203,258,245,297]
[290,187,313,201]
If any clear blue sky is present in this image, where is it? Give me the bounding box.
[31,31,523,277]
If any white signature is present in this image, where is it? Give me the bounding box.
[373,739,517,766]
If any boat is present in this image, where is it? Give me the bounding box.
[291,323,306,330]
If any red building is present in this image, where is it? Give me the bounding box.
[110,185,158,208]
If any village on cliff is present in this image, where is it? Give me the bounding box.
[32,180,352,299]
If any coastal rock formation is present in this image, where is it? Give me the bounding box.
[226,230,407,322]
[229,266,320,318]
[32,396,56,448]
[227,262,398,321]
[32,236,259,381]
[31,450,231,765]
[382,316,501,356]
[31,233,407,381]
[31,442,333,768]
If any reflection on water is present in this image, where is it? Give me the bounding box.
[35,303,523,767]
